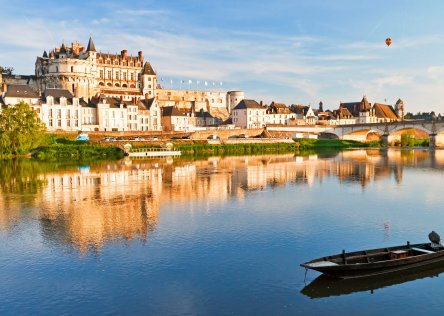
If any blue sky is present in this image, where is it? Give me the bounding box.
[2,0,444,113]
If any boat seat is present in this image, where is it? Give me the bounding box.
[411,247,434,254]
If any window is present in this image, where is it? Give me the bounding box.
[130,73,134,81]
[71,66,74,72]
[123,72,127,80]
[107,71,111,79]
[100,70,103,78]
[115,72,119,80]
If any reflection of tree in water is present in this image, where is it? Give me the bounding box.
[0,159,48,195]
[0,159,83,231]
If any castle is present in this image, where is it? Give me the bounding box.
[33,36,244,118]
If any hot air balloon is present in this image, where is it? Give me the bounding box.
[385,37,392,46]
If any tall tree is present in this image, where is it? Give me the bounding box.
[0,101,46,155]
[0,66,14,75]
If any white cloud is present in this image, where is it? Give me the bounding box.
[119,9,170,17]
[427,66,444,80]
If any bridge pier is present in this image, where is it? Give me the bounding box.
[429,134,436,148]
[381,134,389,147]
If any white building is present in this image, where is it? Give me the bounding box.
[232,99,267,129]
[265,102,297,125]
[1,84,40,108]
[39,88,89,131]
[161,106,195,132]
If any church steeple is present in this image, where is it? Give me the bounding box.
[87,35,96,52]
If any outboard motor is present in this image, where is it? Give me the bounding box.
[429,231,442,248]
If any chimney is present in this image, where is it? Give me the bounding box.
[121,49,127,59]
[138,51,143,61]
[145,93,149,100]
[120,96,123,103]
[132,97,135,104]
[260,101,263,106]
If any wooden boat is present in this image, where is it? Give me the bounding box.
[301,241,444,279]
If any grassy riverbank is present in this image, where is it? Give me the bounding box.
[296,138,382,149]
[30,136,432,162]
[176,142,300,156]
[32,139,124,161]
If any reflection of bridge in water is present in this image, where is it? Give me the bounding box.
[1,149,444,252]
[267,120,444,147]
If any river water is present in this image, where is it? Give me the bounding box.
[1,149,444,315]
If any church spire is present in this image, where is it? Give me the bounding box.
[87,35,96,52]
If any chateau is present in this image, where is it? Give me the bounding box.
[34,36,243,117]
[35,36,156,102]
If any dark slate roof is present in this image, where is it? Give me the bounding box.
[60,44,67,54]
[43,50,48,58]
[43,88,75,105]
[233,99,264,110]
[195,111,214,118]
[87,36,96,52]
[340,96,371,117]
[373,103,398,119]
[4,85,39,98]
[162,106,190,117]
[290,104,306,115]
[137,98,156,110]
[340,102,361,117]
[142,62,156,75]
[44,88,74,99]
[89,96,125,108]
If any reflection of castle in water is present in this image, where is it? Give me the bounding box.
[1,149,444,252]
[38,167,162,254]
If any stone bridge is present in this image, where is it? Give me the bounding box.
[266,120,444,147]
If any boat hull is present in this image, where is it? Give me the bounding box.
[301,243,444,279]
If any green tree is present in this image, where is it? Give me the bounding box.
[0,101,46,156]
[0,66,14,75]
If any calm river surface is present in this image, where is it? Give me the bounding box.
[2,149,444,315]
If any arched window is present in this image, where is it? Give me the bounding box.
[122,84,128,88]
[107,83,112,87]
[130,84,135,88]
[115,83,120,87]
[99,82,105,86]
